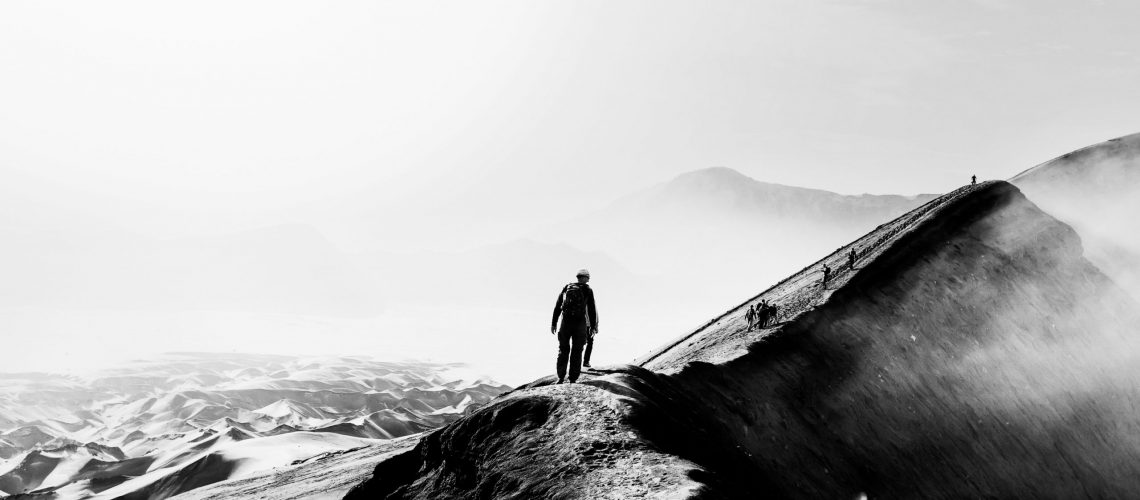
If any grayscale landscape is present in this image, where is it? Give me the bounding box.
[3,1,1140,499]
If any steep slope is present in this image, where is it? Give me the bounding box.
[1011,132,1140,300]
[348,181,1140,498]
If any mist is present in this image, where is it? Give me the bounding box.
[1012,134,1140,302]
[5,2,1140,498]
[5,1,1140,385]
[0,165,936,385]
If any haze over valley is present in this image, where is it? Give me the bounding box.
[4,1,1140,498]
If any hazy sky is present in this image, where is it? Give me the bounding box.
[3,0,1140,250]
[3,1,1140,381]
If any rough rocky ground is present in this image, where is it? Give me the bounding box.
[344,381,705,500]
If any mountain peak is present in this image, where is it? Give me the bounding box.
[673,166,754,183]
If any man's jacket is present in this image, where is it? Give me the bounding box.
[551,283,598,332]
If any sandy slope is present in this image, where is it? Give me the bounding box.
[347,181,1140,498]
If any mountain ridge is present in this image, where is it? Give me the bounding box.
[348,180,1140,498]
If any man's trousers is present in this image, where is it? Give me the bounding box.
[556,322,589,382]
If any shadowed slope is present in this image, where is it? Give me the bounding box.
[635,181,1140,497]
[348,181,1140,499]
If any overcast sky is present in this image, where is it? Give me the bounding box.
[3,0,1139,251]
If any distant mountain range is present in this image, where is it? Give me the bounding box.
[600,166,935,227]
[0,353,510,498]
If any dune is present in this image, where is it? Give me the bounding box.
[347,181,1140,498]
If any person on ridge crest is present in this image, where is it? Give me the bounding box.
[551,268,599,383]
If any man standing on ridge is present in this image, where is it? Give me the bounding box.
[551,268,598,383]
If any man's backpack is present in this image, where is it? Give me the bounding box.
[562,283,590,326]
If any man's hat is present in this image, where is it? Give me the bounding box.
[576,268,590,277]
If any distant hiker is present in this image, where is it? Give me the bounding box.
[822,264,831,287]
[766,300,777,327]
[551,268,598,383]
[756,301,768,329]
[971,175,977,185]
[746,305,756,330]
[848,248,857,270]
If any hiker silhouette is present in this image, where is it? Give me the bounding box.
[757,300,777,328]
[550,269,598,383]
